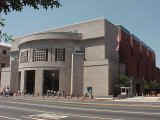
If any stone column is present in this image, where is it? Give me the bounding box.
[48,48,52,63]
[70,52,84,96]
[10,56,19,93]
[29,48,32,62]
[64,48,72,96]
[35,69,44,96]
[70,53,74,96]
[59,69,65,92]
[20,70,26,93]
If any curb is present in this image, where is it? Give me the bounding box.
[7,96,160,108]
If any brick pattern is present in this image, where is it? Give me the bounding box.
[118,26,159,81]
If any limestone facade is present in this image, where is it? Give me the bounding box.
[0,43,11,90]
[1,18,159,97]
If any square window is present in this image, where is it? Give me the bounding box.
[20,51,28,63]
[55,48,65,61]
[32,48,48,62]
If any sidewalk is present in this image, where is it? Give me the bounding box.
[11,95,102,103]
[2,95,160,108]
[115,96,160,102]
[8,95,160,104]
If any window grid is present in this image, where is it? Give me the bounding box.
[20,51,28,63]
[55,48,65,61]
[32,48,48,62]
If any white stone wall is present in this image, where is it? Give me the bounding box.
[49,19,105,40]
[83,60,109,96]
[71,53,84,96]
[85,45,105,61]
[104,20,119,95]
[8,18,120,97]
[18,40,75,69]
[0,46,10,67]
[1,67,11,89]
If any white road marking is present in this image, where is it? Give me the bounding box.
[112,119,124,120]
[23,113,114,120]
[0,103,123,120]
[30,113,68,119]
[0,115,21,120]
[31,118,45,120]
[62,113,113,120]
[3,101,160,116]
[0,105,45,113]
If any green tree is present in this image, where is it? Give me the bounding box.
[0,18,5,27]
[0,17,13,43]
[144,80,150,90]
[144,80,160,90]
[151,80,160,89]
[0,0,61,14]
[113,75,131,96]
[119,74,130,87]
[1,33,13,43]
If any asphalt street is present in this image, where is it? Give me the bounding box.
[0,97,160,120]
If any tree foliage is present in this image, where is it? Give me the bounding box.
[144,80,160,90]
[0,0,61,14]
[1,33,13,42]
[144,80,150,90]
[0,18,13,42]
[0,18,5,27]
[113,75,131,96]
[119,75,130,87]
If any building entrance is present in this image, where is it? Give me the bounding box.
[43,70,59,95]
[136,84,141,96]
[25,70,35,94]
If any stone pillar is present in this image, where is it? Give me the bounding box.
[10,57,19,93]
[29,48,32,62]
[20,70,26,93]
[35,69,44,96]
[70,52,84,96]
[48,48,52,63]
[59,68,65,92]
[70,53,74,96]
[64,48,72,96]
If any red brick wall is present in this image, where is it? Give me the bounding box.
[118,27,159,81]
[153,68,160,81]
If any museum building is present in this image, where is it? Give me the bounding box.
[0,18,159,97]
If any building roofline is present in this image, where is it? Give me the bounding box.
[0,42,11,48]
[116,25,130,34]
[46,16,106,31]
[13,17,106,40]
[131,34,154,53]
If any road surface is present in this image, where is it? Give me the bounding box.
[0,96,160,120]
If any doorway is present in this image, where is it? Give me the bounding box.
[25,70,35,94]
[43,70,59,95]
[136,84,141,96]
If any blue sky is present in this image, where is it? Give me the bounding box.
[2,0,160,67]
